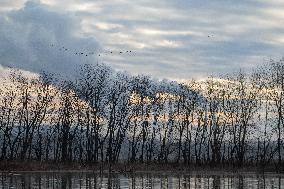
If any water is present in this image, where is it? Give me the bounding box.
[0,171,283,189]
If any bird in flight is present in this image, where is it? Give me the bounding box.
[49,43,134,58]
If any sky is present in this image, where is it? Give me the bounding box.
[1,0,284,80]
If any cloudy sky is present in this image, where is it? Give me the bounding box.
[1,0,284,80]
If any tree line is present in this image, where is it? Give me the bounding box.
[0,59,283,168]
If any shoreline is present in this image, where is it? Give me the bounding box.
[0,161,282,174]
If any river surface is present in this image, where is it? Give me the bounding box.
[0,171,283,188]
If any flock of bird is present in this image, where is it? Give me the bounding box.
[50,44,134,57]
[49,33,216,57]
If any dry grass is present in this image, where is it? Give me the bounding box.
[0,160,281,174]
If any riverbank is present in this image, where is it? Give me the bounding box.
[0,161,281,174]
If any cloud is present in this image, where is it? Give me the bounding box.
[0,0,26,12]
[68,0,284,79]
[0,1,100,79]
[2,0,284,80]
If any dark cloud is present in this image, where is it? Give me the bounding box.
[0,1,100,79]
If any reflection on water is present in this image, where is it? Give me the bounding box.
[0,171,283,189]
